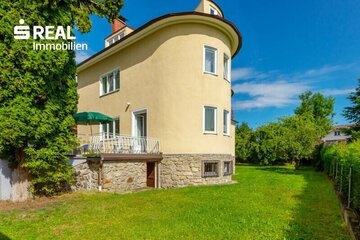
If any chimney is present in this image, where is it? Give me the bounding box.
[111,16,127,33]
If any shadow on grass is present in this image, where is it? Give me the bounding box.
[0,232,11,240]
[251,166,349,239]
[255,166,303,175]
[282,168,349,239]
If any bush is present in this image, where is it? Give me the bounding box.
[320,140,360,212]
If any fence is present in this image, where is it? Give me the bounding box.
[325,160,360,213]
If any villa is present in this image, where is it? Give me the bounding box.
[74,0,242,192]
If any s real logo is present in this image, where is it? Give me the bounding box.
[13,19,87,51]
[14,19,30,40]
[14,19,76,40]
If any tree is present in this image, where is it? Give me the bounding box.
[0,1,123,200]
[343,79,360,139]
[295,91,335,137]
[281,115,319,168]
[235,123,253,162]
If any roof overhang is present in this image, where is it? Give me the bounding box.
[77,12,242,73]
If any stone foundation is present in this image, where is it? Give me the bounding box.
[73,154,235,193]
[102,161,147,192]
[73,160,100,190]
[73,160,147,192]
[160,154,235,188]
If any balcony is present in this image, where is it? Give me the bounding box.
[75,134,161,159]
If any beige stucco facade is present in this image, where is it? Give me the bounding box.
[75,0,241,189]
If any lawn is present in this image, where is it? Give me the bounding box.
[0,165,350,240]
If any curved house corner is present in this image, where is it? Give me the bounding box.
[76,0,242,191]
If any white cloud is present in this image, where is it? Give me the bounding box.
[233,81,309,110]
[75,51,92,63]
[231,67,271,81]
[321,88,354,96]
[232,64,355,110]
[302,64,353,78]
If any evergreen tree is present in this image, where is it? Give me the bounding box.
[0,0,123,200]
[343,79,360,139]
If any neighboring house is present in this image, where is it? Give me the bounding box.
[322,125,352,145]
[75,0,242,192]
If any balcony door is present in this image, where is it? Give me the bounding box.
[132,109,147,152]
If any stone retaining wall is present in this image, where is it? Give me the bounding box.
[72,160,147,192]
[160,154,235,188]
[102,161,147,192]
[73,160,100,191]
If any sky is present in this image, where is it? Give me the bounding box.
[75,0,360,129]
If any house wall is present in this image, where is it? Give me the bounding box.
[0,159,12,200]
[195,0,223,17]
[77,22,234,156]
[322,130,351,142]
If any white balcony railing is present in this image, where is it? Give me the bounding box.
[84,134,160,154]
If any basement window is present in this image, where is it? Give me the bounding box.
[224,161,232,175]
[202,161,219,177]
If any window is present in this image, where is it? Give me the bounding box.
[100,118,120,139]
[202,161,219,177]
[204,106,217,134]
[224,161,232,175]
[223,110,230,135]
[108,31,126,45]
[223,54,230,80]
[100,69,120,96]
[335,131,341,136]
[204,46,218,74]
[210,6,219,16]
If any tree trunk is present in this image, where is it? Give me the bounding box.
[295,159,301,170]
[10,148,31,202]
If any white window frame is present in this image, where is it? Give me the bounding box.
[209,6,219,16]
[223,110,230,136]
[100,117,120,139]
[203,106,217,134]
[108,30,126,46]
[223,53,231,81]
[99,68,120,96]
[131,108,148,138]
[202,161,220,178]
[203,45,218,75]
[223,161,232,176]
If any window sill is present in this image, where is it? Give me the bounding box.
[203,132,218,135]
[100,89,120,98]
[223,173,232,176]
[202,174,219,178]
[224,78,231,83]
[204,71,218,77]
[223,134,231,137]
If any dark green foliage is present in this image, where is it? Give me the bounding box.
[235,123,252,162]
[343,79,360,139]
[235,91,334,166]
[0,0,123,195]
[295,91,334,136]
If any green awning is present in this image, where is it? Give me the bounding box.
[74,112,113,125]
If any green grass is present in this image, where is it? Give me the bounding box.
[0,165,350,240]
